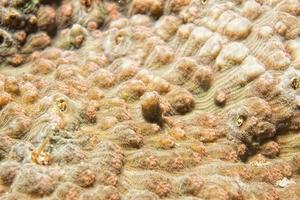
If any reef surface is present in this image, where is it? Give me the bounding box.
[0,0,300,199]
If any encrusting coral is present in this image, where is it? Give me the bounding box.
[1,0,300,199]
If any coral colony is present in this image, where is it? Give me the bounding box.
[0,0,300,199]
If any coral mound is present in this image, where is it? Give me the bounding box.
[1,0,300,199]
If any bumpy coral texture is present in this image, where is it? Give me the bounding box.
[0,0,300,199]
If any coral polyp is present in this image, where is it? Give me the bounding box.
[0,0,300,199]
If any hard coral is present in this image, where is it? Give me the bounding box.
[0,0,300,199]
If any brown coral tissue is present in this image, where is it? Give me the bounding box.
[1,0,300,199]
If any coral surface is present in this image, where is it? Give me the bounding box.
[0,0,300,199]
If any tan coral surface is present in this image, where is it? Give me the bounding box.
[1,0,300,199]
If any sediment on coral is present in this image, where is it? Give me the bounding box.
[0,0,300,199]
